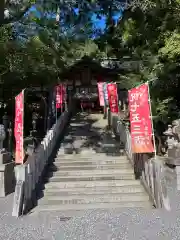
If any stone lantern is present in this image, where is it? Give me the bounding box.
[164,120,180,191]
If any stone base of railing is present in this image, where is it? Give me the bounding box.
[141,157,171,211]
[162,156,180,191]
[164,156,180,167]
[176,166,180,190]
[0,152,15,197]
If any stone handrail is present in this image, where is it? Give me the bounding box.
[12,111,70,217]
[106,108,171,211]
[141,157,171,210]
[116,118,133,164]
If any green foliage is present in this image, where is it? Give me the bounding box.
[160,32,180,60]
[95,0,180,125]
[0,21,105,101]
[1,0,180,128]
[1,0,128,99]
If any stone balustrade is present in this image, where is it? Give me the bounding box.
[12,111,71,217]
[107,108,171,211]
[141,157,171,210]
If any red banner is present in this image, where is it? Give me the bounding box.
[107,83,119,113]
[14,90,25,164]
[56,85,62,109]
[56,84,66,109]
[128,83,154,153]
[97,82,105,106]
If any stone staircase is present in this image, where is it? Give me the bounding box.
[34,113,152,215]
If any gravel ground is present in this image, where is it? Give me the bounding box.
[1,194,180,240]
[1,113,180,239]
[0,164,179,240]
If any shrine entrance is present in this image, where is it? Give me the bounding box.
[60,56,118,113]
[73,86,100,113]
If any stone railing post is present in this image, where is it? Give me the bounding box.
[107,107,111,128]
[12,164,26,216]
[176,166,180,190]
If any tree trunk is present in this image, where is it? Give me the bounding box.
[0,0,5,25]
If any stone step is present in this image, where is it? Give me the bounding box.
[48,168,134,177]
[38,192,149,205]
[57,149,97,155]
[44,179,141,189]
[43,185,146,196]
[45,174,135,182]
[96,146,121,154]
[49,163,131,171]
[53,160,129,166]
[61,149,98,155]
[56,153,96,158]
[54,157,128,163]
[56,153,126,159]
[34,201,152,214]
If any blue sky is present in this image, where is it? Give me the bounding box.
[27,6,122,32]
[91,12,122,30]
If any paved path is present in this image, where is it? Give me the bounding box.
[1,198,180,240]
[0,114,180,239]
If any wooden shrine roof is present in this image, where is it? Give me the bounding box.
[59,56,121,80]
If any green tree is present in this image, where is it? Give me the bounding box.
[95,0,180,125]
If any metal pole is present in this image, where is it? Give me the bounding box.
[41,96,47,133]
[147,82,157,159]
[56,107,58,122]
[8,121,12,154]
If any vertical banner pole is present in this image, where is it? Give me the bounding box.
[102,83,109,119]
[55,86,58,123]
[61,84,63,113]
[64,84,67,111]
[147,82,157,159]
[56,107,57,123]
